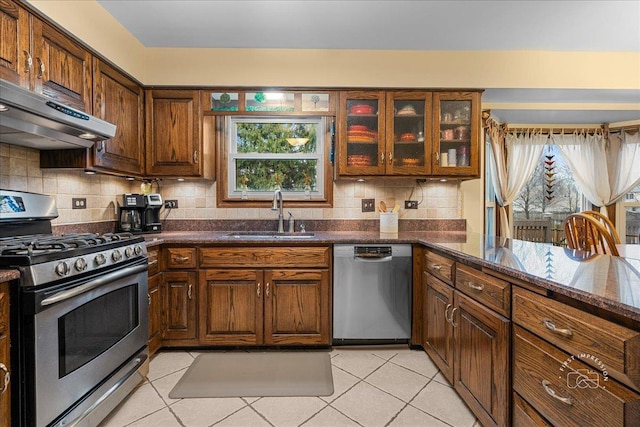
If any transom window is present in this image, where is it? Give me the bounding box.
[224,116,329,203]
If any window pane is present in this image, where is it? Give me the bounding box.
[245,92,295,111]
[236,159,318,192]
[211,92,239,111]
[236,122,317,154]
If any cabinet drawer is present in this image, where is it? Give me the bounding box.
[424,250,455,285]
[514,326,640,427]
[513,286,640,390]
[165,247,197,269]
[455,264,510,317]
[200,247,330,268]
[513,393,551,427]
[147,247,160,276]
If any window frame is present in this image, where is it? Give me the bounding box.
[216,115,334,208]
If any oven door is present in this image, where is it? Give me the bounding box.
[29,261,148,427]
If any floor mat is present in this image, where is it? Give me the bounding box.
[168,351,334,398]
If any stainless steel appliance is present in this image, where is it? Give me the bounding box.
[0,189,149,427]
[0,78,116,150]
[118,193,163,233]
[333,244,412,343]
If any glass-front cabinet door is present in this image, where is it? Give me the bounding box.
[432,92,481,177]
[385,91,432,175]
[338,91,386,176]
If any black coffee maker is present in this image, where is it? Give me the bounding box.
[143,193,163,232]
[118,194,144,233]
[118,193,163,233]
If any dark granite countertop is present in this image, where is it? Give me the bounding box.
[0,269,20,283]
[144,230,640,324]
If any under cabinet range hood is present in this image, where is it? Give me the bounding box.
[0,78,116,150]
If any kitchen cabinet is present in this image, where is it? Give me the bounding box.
[0,281,10,427]
[147,247,161,356]
[422,250,510,427]
[199,246,331,346]
[162,247,198,344]
[431,91,481,177]
[338,90,432,177]
[512,286,640,426]
[0,0,92,112]
[145,89,214,179]
[40,59,145,176]
[0,0,30,88]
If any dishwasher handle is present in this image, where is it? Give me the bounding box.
[355,254,393,263]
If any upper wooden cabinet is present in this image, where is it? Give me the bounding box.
[337,90,480,179]
[0,0,30,88]
[40,59,145,176]
[432,91,481,177]
[1,0,92,112]
[91,58,145,175]
[145,89,214,178]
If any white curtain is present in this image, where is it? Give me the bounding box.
[488,123,547,238]
[554,129,640,214]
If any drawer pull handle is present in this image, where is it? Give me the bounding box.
[188,284,192,300]
[449,307,458,327]
[266,282,270,298]
[23,50,33,73]
[257,282,261,298]
[541,380,573,406]
[467,281,484,292]
[430,264,443,271]
[543,319,573,338]
[173,256,190,263]
[148,259,159,266]
[0,363,9,394]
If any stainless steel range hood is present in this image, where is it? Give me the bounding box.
[0,78,116,150]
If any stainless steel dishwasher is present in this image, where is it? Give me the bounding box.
[333,244,412,343]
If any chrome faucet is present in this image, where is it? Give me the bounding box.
[272,189,284,233]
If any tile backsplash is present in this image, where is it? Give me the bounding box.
[1,143,462,225]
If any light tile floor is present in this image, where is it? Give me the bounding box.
[99,346,480,427]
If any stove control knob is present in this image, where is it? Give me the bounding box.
[74,258,88,272]
[112,250,122,262]
[134,245,143,256]
[94,253,106,266]
[55,261,70,277]
[125,247,134,258]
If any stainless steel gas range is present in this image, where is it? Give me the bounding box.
[0,189,149,427]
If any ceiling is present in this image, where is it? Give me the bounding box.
[96,0,640,126]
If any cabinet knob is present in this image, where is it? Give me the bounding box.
[542,319,573,338]
[430,263,442,271]
[23,50,33,73]
[541,380,573,405]
[0,363,9,394]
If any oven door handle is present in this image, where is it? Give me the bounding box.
[41,263,147,306]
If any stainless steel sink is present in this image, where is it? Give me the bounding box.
[226,231,315,239]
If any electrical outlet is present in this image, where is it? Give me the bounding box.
[72,198,86,209]
[164,200,178,209]
[361,198,375,212]
[405,200,418,209]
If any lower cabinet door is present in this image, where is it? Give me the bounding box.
[453,291,510,427]
[199,269,263,345]
[423,272,455,383]
[162,271,198,342]
[263,269,330,345]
